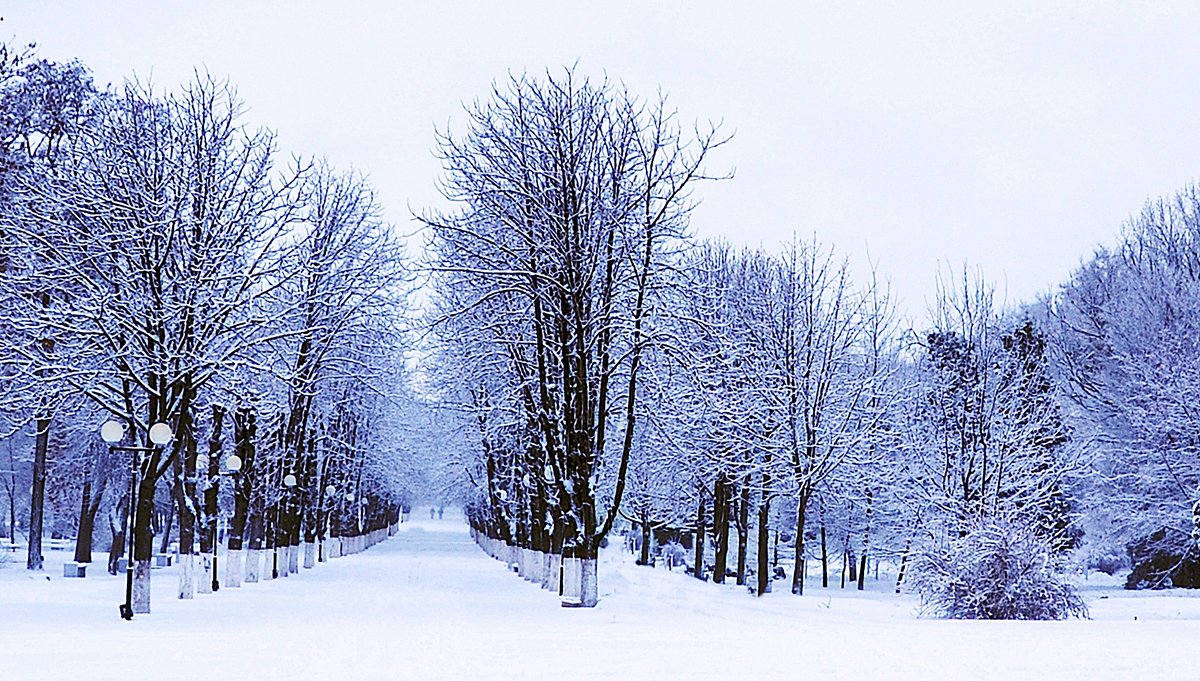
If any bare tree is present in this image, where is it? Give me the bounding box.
[426,67,726,606]
[0,46,95,571]
[5,75,304,610]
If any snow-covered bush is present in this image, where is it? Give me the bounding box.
[660,541,687,569]
[912,517,1087,620]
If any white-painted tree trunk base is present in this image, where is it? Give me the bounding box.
[542,553,557,591]
[226,549,243,587]
[133,560,152,614]
[580,558,598,607]
[303,541,316,569]
[245,549,261,583]
[561,557,582,605]
[279,547,289,577]
[530,550,543,582]
[289,544,300,573]
[198,554,213,594]
[178,552,195,599]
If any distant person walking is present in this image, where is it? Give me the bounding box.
[430,507,436,519]
[437,506,444,519]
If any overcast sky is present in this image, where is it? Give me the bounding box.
[8,2,1200,324]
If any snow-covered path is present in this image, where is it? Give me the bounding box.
[4,511,1200,680]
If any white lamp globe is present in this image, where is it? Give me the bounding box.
[225,455,242,472]
[283,473,297,488]
[148,422,173,445]
[345,492,355,502]
[325,485,336,497]
[100,421,125,443]
[195,454,210,470]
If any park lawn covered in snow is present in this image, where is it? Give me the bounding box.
[2,511,1199,681]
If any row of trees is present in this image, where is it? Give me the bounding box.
[6,50,1198,621]
[429,67,1200,618]
[425,69,727,607]
[0,45,420,613]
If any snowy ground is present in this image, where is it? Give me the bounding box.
[3,512,1200,680]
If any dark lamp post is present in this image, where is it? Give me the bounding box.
[197,453,242,591]
[104,419,172,621]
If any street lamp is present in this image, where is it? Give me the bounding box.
[104,419,172,621]
[196,453,242,592]
[318,484,336,561]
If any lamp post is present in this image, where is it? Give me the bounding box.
[196,452,242,592]
[103,419,172,621]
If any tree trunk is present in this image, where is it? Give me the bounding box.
[173,458,195,599]
[226,547,243,588]
[820,522,828,588]
[895,534,913,594]
[858,489,873,591]
[693,491,706,581]
[228,406,255,558]
[133,461,158,614]
[205,404,224,592]
[735,481,749,586]
[756,490,771,596]
[74,476,94,565]
[840,547,848,589]
[245,548,261,583]
[791,494,808,595]
[847,546,857,585]
[580,550,598,608]
[180,553,197,597]
[712,474,730,584]
[26,416,50,571]
[133,559,152,614]
[107,494,126,576]
[639,520,651,566]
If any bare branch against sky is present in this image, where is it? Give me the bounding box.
[9,1,1200,323]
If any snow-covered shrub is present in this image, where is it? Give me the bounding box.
[659,541,687,569]
[912,517,1087,620]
